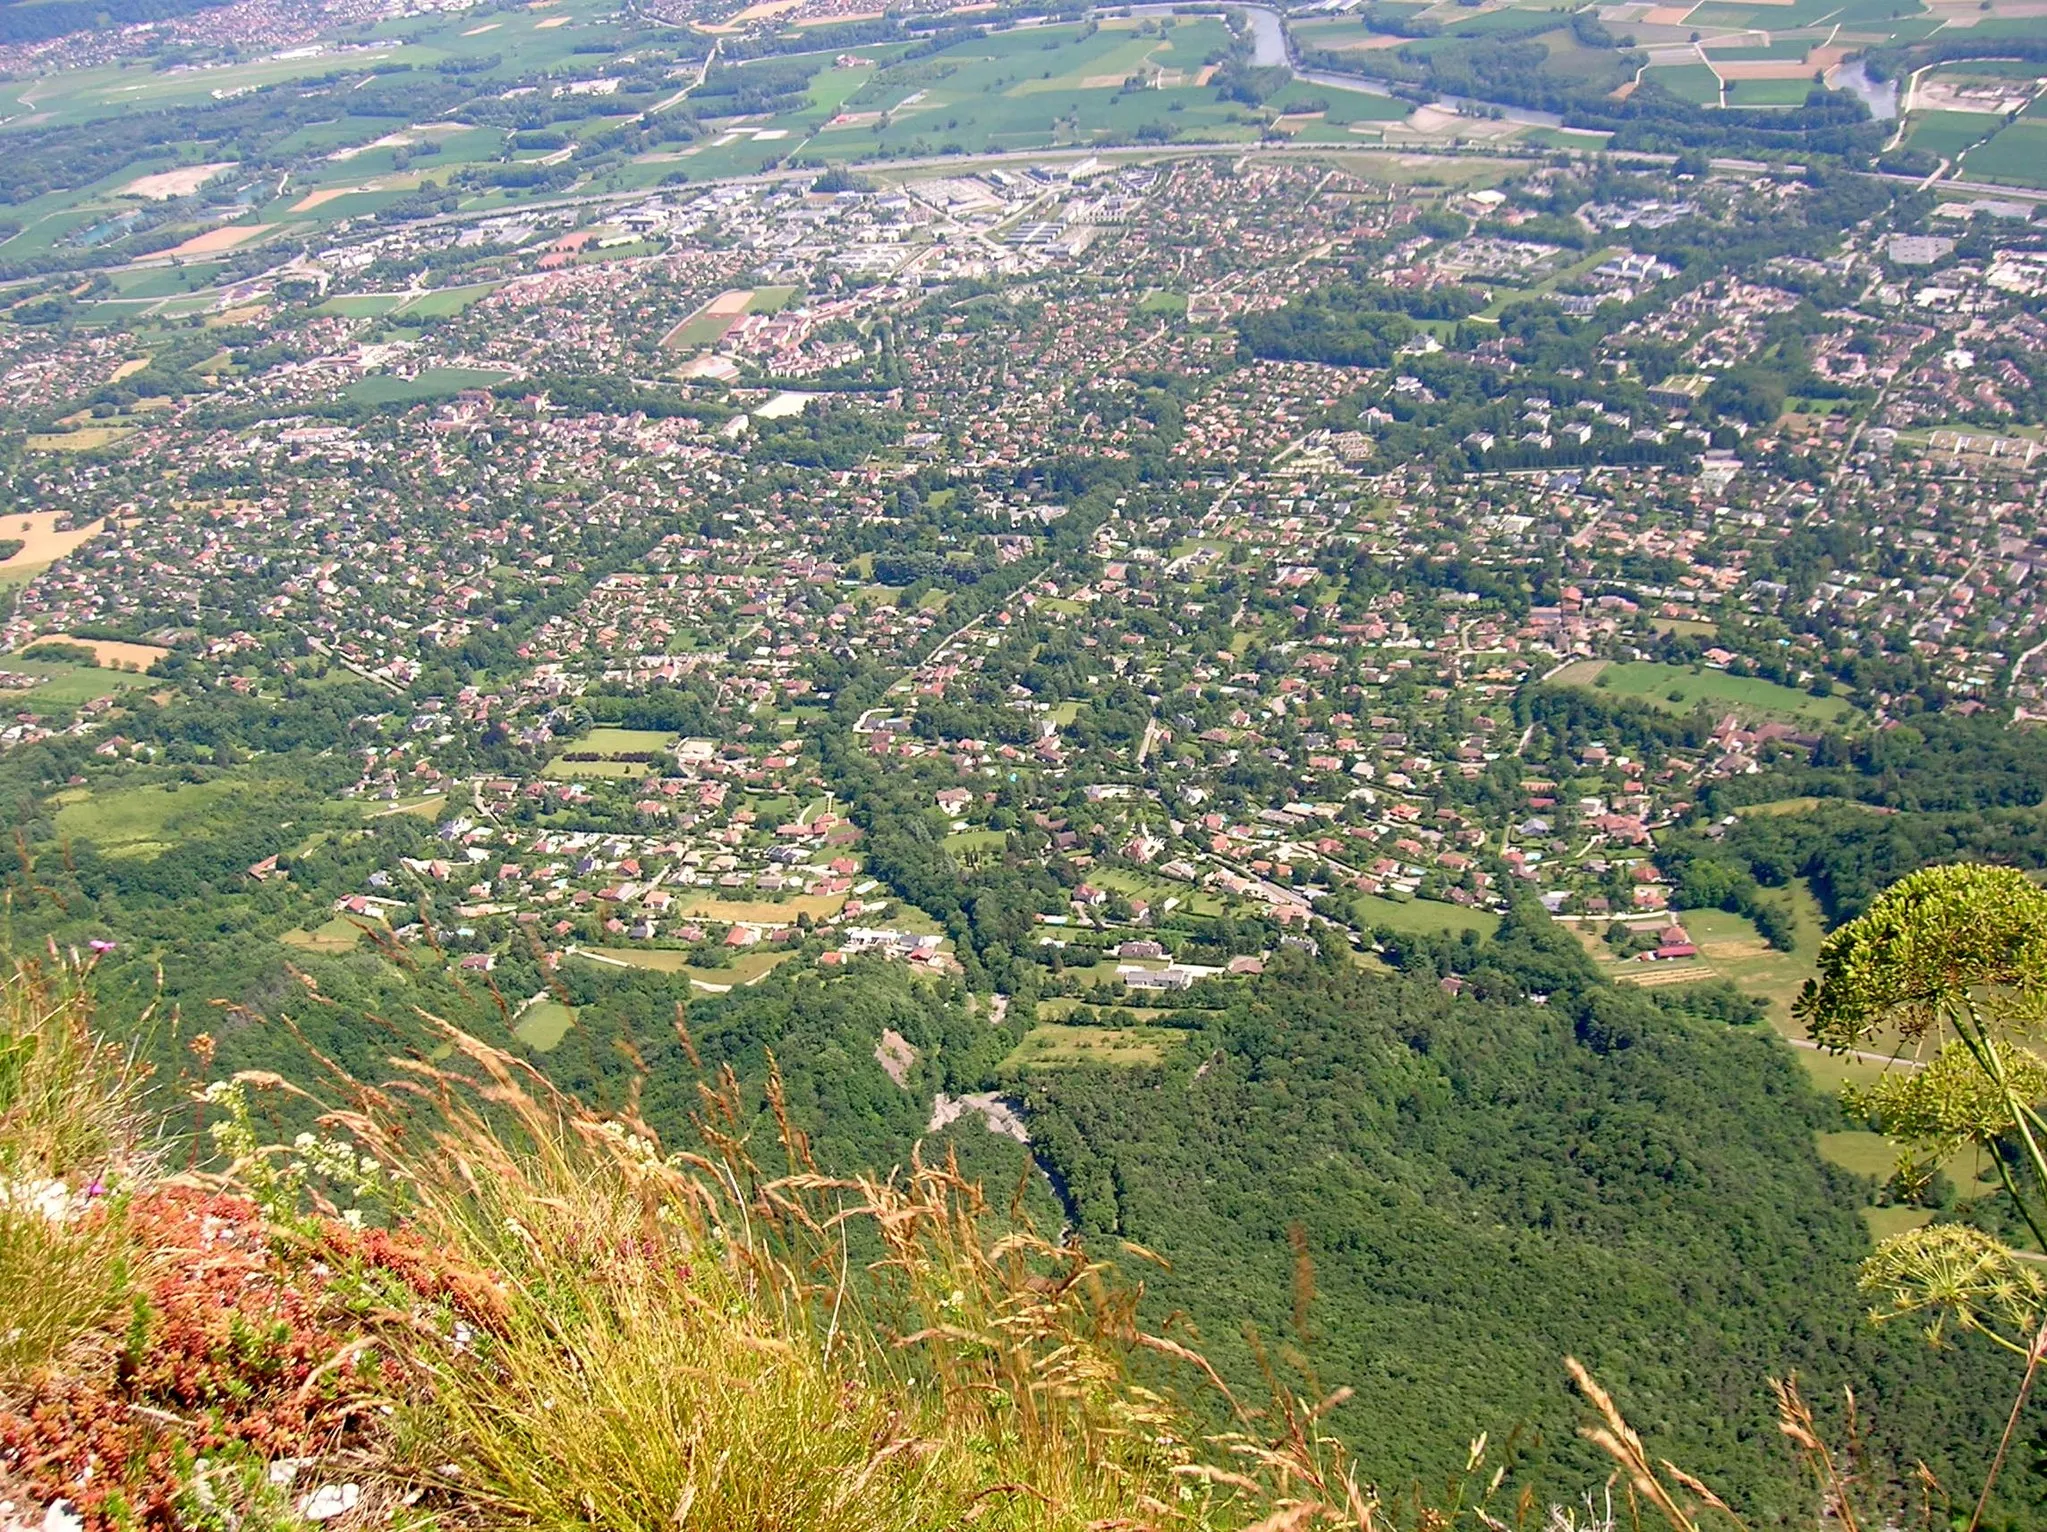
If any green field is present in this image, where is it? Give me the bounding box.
[1554,659,1853,726]
[1960,119,2047,189]
[343,367,513,405]
[2,658,145,706]
[1644,64,1723,106]
[1353,892,1501,939]
[542,728,676,777]
[944,828,1007,855]
[513,1000,577,1052]
[1904,108,2000,158]
[281,914,376,955]
[51,777,244,858]
[1721,77,1824,107]
[575,947,794,989]
[1092,865,1224,917]
[665,310,743,349]
[579,727,678,755]
[1003,1021,1174,1069]
[1818,1130,2002,1200]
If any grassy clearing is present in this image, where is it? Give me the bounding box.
[342,367,512,405]
[25,426,135,453]
[280,915,376,955]
[3,659,140,706]
[1353,892,1500,938]
[51,777,242,858]
[1960,118,2047,189]
[1553,659,1853,726]
[36,636,167,669]
[945,828,1006,854]
[577,726,677,754]
[1034,997,1173,1021]
[1650,896,1825,1035]
[1003,1022,1173,1069]
[575,946,794,988]
[1092,866,1224,917]
[513,999,576,1051]
[542,758,653,779]
[1819,1128,2001,1196]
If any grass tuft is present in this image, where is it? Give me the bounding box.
[0,956,152,1387]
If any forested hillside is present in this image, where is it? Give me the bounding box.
[287,909,2012,1523]
[1012,933,2015,1521]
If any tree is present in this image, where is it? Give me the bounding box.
[1796,863,2047,1531]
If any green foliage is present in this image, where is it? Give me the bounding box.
[19,640,97,666]
[1798,863,2047,1524]
[1797,864,2047,1052]
[1013,935,2016,1519]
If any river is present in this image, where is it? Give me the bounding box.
[1830,59,1898,121]
[1121,2,1565,127]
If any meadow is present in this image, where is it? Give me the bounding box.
[513,999,577,1051]
[342,367,513,405]
[772,18,1273,161]
[1,658,148,707]
[1958,118,2047,189]
[50,777,245,858]
[1002,1020,1175,1069]
[280,913,381,955]
[1352,890,1501,938]
[1553,658,1853,726]
[573,946,794,989]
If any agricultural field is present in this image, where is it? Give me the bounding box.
[0,511,112,585]
[1644,63,1726,106]
[1904,108,2000,158]
[785,18,1269,161]
[1552,659,1854,725]
[1720,77,1823,107]
[1958,118,2047,189]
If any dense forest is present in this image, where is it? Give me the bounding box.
[1014,934,2017,1521]
[405,905,2026,1523]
